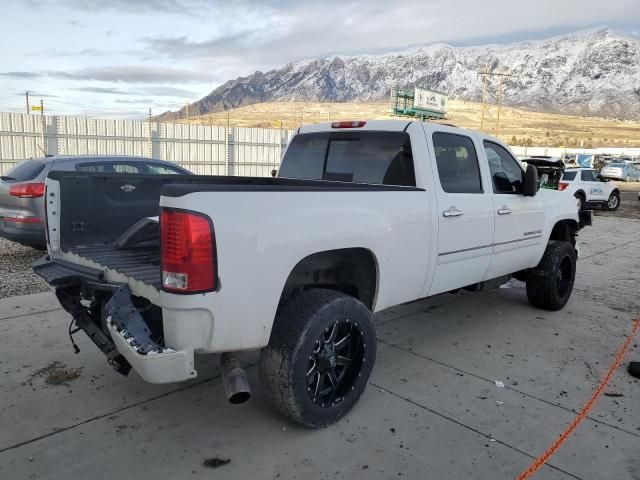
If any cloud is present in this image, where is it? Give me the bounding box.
[31,48,107,58]
[0,71,43,78]
[26,0,215,15]
[49,66,212,84]
[140,0,640,67]
[74,85,198,97]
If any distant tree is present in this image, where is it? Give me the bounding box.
[510,136,517,145]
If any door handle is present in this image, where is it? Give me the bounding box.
[442,207,463,218]
[497,206,512,215]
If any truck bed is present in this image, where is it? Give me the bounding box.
[69,244,161,288]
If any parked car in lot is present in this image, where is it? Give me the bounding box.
[559,168,620,211]
[34,120,590,427]
[0,156,191,248]
[600,162,640,182]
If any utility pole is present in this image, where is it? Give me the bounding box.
[479,65,489,130]
[25,91,30,114]
[495,69,508,138]
[477,66,511,132]
[544,116,552,155]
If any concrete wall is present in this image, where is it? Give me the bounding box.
[0,112,295,177]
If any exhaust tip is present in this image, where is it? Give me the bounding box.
[228,390,251,405]
[221,353,252,405]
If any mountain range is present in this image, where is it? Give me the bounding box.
[156,28,640,121]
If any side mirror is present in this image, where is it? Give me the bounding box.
[271,169,277,178]
[522,164,538,197]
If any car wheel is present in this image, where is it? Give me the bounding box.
[526,241,576,311]
[260,288,376,428]
[605,192,620,211]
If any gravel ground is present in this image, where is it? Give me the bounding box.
[0,237,48,299]
[593,182,640,220]
[0,182,638,300]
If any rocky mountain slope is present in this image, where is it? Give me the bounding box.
[157,28,640,121]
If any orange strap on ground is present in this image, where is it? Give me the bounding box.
[516,317,640,480]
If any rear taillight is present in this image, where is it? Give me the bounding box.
[331,121,366,128]
[9,182,45,198]
[161,209,216,293]
[558,182,569,191]
[4,216,41,223]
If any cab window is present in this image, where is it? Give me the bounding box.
[483,141,523,194]
[432,132,482,193]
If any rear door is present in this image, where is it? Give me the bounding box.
[482,141,545,279]
[427,130,494,295]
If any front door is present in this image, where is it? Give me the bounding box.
[482,141,545,279]
[428,131,494,295]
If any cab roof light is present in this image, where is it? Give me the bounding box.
[331,121,366,128]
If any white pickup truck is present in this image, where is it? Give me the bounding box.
[34,120,591,427]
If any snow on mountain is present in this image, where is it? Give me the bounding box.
[157,28,640,121]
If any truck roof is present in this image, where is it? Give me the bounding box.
[298,119,478,136]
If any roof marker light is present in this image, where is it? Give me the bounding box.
[331,121,366,128]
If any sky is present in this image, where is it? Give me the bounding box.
[0,0,638,119]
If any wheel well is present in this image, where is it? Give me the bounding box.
[574,190,585,199]
[611,188,620,195]
[549,220,578,246]
[280,248,378,309]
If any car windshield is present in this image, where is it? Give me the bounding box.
[608,163,626,167]
[2,159,45,181]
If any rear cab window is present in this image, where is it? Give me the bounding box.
[279,132,415,187]
[2,159,46,181]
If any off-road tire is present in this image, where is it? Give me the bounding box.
[259,289,376,428]
[526,241,576,311]
[604,192,620,211]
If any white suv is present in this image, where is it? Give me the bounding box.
[559,168,620,211]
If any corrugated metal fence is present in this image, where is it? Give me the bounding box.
[0,112,296,176]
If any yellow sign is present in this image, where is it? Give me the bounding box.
[31,105,42,111]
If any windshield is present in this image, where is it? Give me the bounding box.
[2,159,46,181]
[607,163,626,168]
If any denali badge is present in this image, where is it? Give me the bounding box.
[121,184,136,192]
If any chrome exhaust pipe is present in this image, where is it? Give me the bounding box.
[221,353,251,404]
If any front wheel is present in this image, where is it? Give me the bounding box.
[259,289,376,428]
[605,192,620,211]
[526,241,576,311]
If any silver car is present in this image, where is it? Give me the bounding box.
[0,155,191,248]
[600,162,640,182]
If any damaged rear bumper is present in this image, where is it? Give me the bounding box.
[104,284,196,384]
[33,256,196,384]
